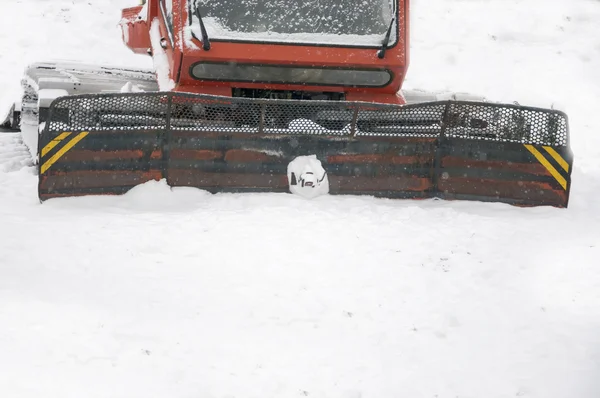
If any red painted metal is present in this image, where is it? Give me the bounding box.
[120,6,151,55]
[121,0,409,104]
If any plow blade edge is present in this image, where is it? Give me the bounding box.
[38,92,572,207]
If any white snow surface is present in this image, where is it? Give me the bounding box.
[150,18,176,91]
[0,0,153,118]
[120,81,145,93]
[287,155,330,199]
[1,1,600,398]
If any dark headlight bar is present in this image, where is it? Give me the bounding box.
[190,62,393,88]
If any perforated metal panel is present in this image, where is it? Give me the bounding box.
[444,102,568,146]
[45,92,569,147]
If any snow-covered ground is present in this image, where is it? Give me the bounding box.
[1,1,600,398]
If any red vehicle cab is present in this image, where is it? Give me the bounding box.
[120,0,409,104]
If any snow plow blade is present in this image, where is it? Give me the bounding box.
[38,92,572,207]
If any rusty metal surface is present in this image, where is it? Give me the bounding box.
[38,92,572,207]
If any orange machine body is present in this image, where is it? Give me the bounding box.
[120,0,409,104]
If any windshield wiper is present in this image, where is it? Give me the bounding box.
[190,0,210,51]
[377,17,395,59]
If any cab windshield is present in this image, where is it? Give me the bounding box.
[190,0,397,47]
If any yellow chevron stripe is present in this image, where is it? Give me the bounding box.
[543,146,570,173]
[524,144,567,191]
[40,132,89,174]
[41,132,71,158]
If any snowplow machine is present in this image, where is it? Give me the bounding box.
[10,0,573,206]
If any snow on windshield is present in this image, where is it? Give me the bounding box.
[191,0,396,46]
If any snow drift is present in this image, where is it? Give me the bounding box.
[1,1,599,398]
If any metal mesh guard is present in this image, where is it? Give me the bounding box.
[45,92,569,147]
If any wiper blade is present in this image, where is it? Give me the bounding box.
[377,17,395,59]
[190,0,210,51]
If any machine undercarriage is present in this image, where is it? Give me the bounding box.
[25,64,571,207]
[1,0,574,208]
